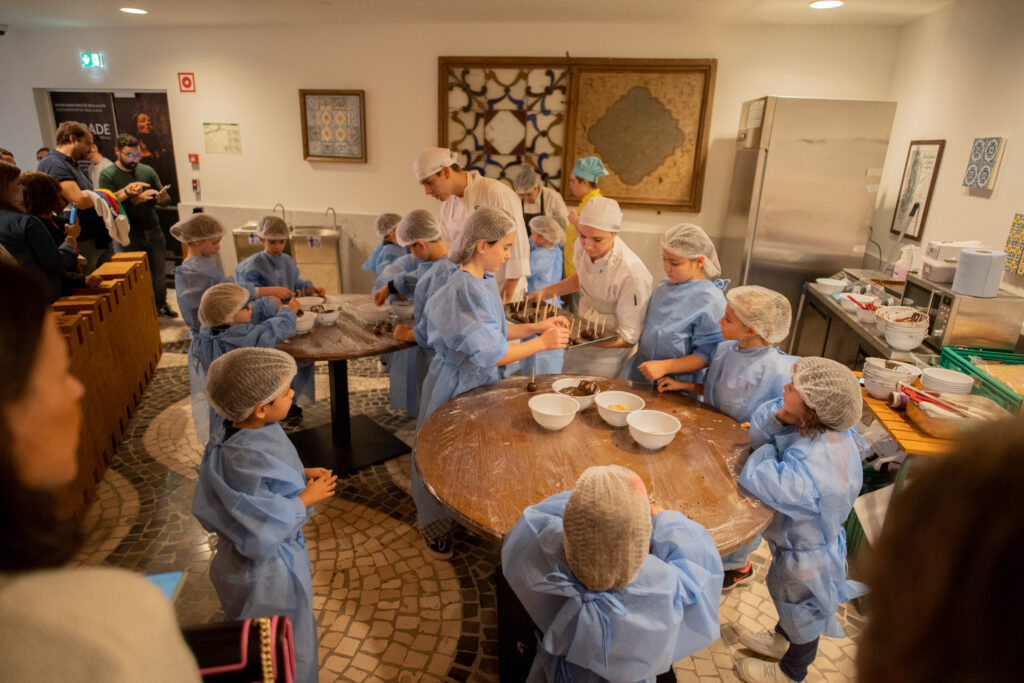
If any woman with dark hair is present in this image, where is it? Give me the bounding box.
[858,418,1024,682]
[0,261,201,681]
[0,161,80,302]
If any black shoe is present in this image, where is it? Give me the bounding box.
[157,304,179,318]
[723,560,754,591]
[425,535,453,560]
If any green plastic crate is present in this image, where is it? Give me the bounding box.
[939,346,1024,414]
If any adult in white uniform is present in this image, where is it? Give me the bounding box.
[513,165,569,231]
[413,147,530,300]
[529,197,653,377]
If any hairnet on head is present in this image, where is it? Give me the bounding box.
[375,213,402,239]
[529,216,565,245]
[413,147,458,182]
[198,283,249,327]
[662,224,721,278]
[563,465,652,591]
[447,207,515,265]
[206,347,297,423]
[726,285,792,344]
[791,357,862,431]
[571,156,609,183]
[513,165,541,193]
[169,214,225,243]
[256,215,289,240]
[578,196,623,233]
[396,209,441,246]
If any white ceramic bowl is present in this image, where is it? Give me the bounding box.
[296,296,325,310]
[920,367,974,394]
[816,278,847,295]
[392,300,415,318]
[594,391,646,427]
[626,410,681,449]
[862,358,922,380]
[552,377,601,410]
[863,377,897,400]
[354,302,389,324]
[527,393,579,430]
[856,305,877,323]
[316,306,340,325]
[295,312,317,333]
[840,293,875,313]
[884,327,927,351]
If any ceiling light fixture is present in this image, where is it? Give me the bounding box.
[809,1,844,8]
[119,7,148,15]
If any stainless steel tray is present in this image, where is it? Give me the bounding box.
[905,392,1011,439]
[504,301,617,349]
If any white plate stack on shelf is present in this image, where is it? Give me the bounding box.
[862,358,923,399]
[877,306,929,351]
[920,367,975,395]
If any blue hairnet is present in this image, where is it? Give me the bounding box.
[571,157,609,183]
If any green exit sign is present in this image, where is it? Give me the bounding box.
[80,52,104,68]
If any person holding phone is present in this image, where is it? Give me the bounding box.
[99,133,177,317]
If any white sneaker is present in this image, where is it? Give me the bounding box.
[737,657,792,682]
[738,629,789,660]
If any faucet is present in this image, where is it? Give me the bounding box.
[325,206,337,230]
[273,202,287,224]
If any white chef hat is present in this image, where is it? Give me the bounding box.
[578,196,623,233]
[413,147,458,182]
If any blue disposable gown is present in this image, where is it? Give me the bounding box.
[412,259,459,422]
[361,239,407,275]
[173,256,257,335]
[187,307,297,445]
[521,243,565,377]
[419,268,508,427]
[235,251,313,292]
[704,343,797,423]
[373,253,419,294]
[380,256,435,417]
[191,423,317,683]
[738,398,866,643]
[502,492,724,683]
[623,278,725,385]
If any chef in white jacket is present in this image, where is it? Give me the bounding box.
[528,196,653,377]
[413,147,530,300]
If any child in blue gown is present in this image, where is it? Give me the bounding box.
[502,465,723,682]
[412,207,570,559]
[733,358,866,683]
[192,347,338,683]
[170,214,291,336]
[361,212,407,277]
[520,215,566,377]
[187,283,299,445]
[628,223,726,387]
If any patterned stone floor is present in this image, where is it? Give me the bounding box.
[70,294,862,682]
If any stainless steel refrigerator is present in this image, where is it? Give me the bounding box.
[722,96,897,324]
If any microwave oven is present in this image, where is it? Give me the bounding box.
[900,273,1024,351]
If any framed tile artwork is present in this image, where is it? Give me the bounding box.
[300,89,366,163]
[963,136,1005,190]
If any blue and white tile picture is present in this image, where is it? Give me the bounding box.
[963,136,1006,189]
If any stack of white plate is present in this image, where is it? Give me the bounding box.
[920,367,974,394]
[862,358,922,399]
[881,308,929,351]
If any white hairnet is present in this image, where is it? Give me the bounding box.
[529,216,565,246]
[661,224,721,278]
[198,283,249,327]
[792,357,862,431]
[256,215,289,240]
[206,347,297,423]
[376,213,402,239]
[578,196,623,233]
[447,207,515,265]
[563,465,652,591]
[396,209,441,246]
[726,285,792,344]
[169,214,225,243]
[513,165,541,193]
[413,147,458,182]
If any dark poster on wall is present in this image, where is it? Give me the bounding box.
[112,92,180,204]
[49,91,117,158]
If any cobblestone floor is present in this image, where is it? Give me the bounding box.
[71,294,862,682]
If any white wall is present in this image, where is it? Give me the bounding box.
[872,0,1024,293]
[0,19,900,280]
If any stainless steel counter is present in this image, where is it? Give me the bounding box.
[790,283,931,366]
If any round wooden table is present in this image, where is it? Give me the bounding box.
[416,375,773,554]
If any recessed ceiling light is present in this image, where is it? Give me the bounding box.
[810,1,844,8]
[120,7,148,15]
